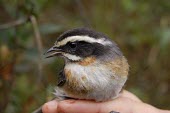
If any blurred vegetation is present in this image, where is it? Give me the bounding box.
[0,0,170,113]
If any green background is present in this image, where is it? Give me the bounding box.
[0,0,170,113]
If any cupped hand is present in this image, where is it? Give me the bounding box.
[42,90,168,113]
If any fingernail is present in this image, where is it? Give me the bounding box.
[48,100,58,107]
[42,100,58,112]
[58,100,76,113]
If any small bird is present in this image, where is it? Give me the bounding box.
[34,27,129,113]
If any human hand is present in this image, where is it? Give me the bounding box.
[42,90,169,113]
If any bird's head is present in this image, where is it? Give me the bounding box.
[45,28,123,62]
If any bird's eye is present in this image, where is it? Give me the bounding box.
[68,42,77,49]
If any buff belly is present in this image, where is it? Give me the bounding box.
[61,57,128,101]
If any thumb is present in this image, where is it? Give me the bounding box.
[57,98,133,113]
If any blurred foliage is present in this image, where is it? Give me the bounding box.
[0,0,170,112]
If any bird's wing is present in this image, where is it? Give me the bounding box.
[57,70,66,87]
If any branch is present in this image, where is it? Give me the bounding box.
[0,18,28,30]
[30,15,44,84]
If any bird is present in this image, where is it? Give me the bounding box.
[33,27,129,113]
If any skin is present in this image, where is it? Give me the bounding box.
[41,90,170,113]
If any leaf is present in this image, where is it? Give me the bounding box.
[39,23,63,35]
[159,28,170,48]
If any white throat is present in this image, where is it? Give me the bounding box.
[63,53,82,61]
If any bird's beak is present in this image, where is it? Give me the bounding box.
[44,46,62,58]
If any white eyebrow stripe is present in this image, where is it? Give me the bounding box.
[55,36,112,47]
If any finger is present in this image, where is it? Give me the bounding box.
[120,90,142,102]
[42,100,58,113]
[58,100,101,113]
[57,98,133,113]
